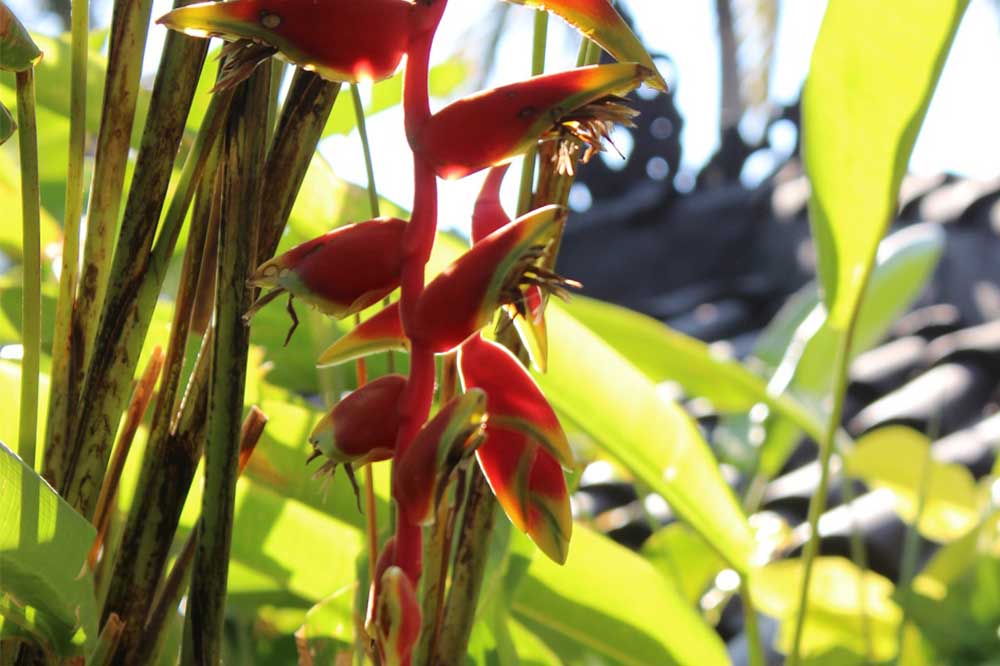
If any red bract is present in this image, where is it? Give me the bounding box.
[411,63,647,179]
[409,205,567,350]
[458,335,573,563]
[316,206,571,367]
[504,0,668,91]
[394,389,487,526]
[370,565,421,666]
[247,218,406,321]
[316,301,408,368]
[158,0,413,84]
[308,374,406,470]
[471,165,511,242]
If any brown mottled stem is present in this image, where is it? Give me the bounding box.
[183,65,270,666]
[433,466,497,666]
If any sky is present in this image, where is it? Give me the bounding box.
[11,0,1000,234]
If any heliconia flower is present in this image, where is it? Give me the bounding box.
[245,218,407,331]
[409,204,572,351]
[411,63,646,180]
[394,389,487,526]
[458,335,573,563]
[157,0,414,87]
[471,165,551,371]
[316,205,575,368]
[369,565,421,666]
[316,301,408,368]
[307,374,407,476]
[504,0,668,92]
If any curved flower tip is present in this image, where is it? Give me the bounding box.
[504,0,668,92]
[308,374,406,472]
[247,218,406,333]
[157,0,411,86]
[413,63,647,180]
[471,165,512,243]
[478,424,572,564]
[410,205,571,353]
[0,4,44,72]
[316,301,409,368]
[395,389,487,526]
[370,566,421,666]
[458,334,572,468]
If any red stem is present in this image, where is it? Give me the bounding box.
[392,0,447,587]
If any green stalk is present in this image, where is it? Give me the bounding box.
[183,66,270,666]
[57,78,229,517]
[51,24,212,513]
[65,0,154,467]
[894,426,934,660]
[433,466,498,666]
[259,70,341,257]
[44,0,88,479]
[787,318,862,666]
[99,147,220,664]
[350,83,380,218]
[15,68,40,471]
[739,578,765,666]
[515,10,548,216]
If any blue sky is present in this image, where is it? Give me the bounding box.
[12,0,1000,233]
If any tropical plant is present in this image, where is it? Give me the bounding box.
[1,0,996,665]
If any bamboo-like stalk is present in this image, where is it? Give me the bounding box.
[44,0,89,481]
[183,66,270,666]
[515,9,548,216]
[258,70,341,258]
[433,466,497,666]
[57,80,231,518]
[15,68,40,471]
[100,154,222,664]
[62,0,155,480]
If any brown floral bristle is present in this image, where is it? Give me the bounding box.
[213,39,279,92]
[542,96,640,175]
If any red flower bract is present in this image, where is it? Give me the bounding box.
[308,374,406,468]
[248,217,407,320]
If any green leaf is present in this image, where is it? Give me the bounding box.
[716,222,945,476]
[845,426,979,542]
[913,510,999,601]
[539,305,753,572]
[0,100,13,144]
[641,523,725,606]
[294,583,357,663]
[0,442,98,657]
[753,556,900,662]
[0,5,42,72]
[322,58,470,137]
[803,0,966,329]
[563,295,764,412]
[512,525,730,666]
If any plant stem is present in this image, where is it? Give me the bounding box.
[183,66,270,666]
[53,29,215,516]
[740,578,765,666]
[66,0,154,469]
[787,320,860,666]
[45,0,88,480]
[515,10,548,216]
[351,84,380,218]
[15,68,40,471]
[433,466,497,666]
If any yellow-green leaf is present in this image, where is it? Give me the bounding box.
[754,557,900,662]
[846,426,979,542]
[803,0,967,329]
[540,305,753,572]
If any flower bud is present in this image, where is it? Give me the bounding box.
[248,218,407,321]
[412,63,647,180]
[370,565,421,666]
[308,374,406,469]
[394,389,487,526]
[158,0,412,86]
